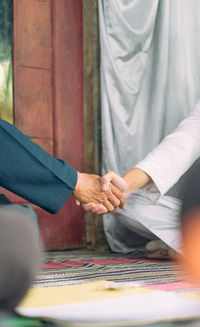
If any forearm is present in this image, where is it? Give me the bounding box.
[135,101,200,195]
[0,119,77,213]
[123,167,151,195]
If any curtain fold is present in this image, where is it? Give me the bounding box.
[99,0,200,252]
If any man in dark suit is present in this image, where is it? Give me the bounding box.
[0,119,123,214]
[0,119,124,311]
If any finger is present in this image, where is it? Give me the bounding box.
[106,191,120,208]
[110,185,125,209]
[82,203,96,211]
[96,207,108,214]
[91,204,107,214]
[91,204,101,213]
[103,199,115,212]
[119,198,125,209]
[96,204,108,214]
[100,172,113,191]
[101,171,128,192]
[75,199,81,206]
[81,203,108,214]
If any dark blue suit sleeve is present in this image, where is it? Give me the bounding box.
[0,119,77,214]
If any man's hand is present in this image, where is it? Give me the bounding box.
[75,171,128,214]
[100,171,129,197]
[73,172,125,213]
[76,168,151,214]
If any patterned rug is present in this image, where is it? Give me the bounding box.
[34,250,188,290]
[17,250,200,327]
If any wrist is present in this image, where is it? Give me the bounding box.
[73,171,82,196]
[123,168,151,195]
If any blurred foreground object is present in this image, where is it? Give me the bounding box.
[181,159,200,282]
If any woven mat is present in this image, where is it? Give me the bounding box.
[33,250,186,289]
[19,251,199,327]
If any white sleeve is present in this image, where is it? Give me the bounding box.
[135,100,200,195]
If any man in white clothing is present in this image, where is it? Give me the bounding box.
[78,100,200,258]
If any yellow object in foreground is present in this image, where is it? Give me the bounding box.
[19,281,152,308]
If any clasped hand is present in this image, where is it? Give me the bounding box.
[73,171,128,214]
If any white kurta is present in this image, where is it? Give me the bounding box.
[99,0,200,253]
[104,101,200,253]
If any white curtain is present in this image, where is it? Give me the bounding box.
[99,0,200,252]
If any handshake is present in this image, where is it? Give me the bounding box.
[73,171,129,215]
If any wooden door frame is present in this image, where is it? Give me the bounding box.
[12,0,86,250]
[12,0,106,250]
[83,0,108,250]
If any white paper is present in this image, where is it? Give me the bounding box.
[18,291,200,322]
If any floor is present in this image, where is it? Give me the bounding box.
[20,250,200,326]
[3,250,200,327]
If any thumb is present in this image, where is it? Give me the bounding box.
[101,171,128,193]
[100,171,114,191]
[75,199,81,206]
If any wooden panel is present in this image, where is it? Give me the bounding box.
[31,138,53,154]
[13,0,51,68]
[14,66,53,138]
[83,0,101,174]
[83,0,104,250]
[53,0,84,171]
[49,0,85,249]
[0,187,26,204]
[12,0,86,249]
[0,188,86,250]
[35,197,85,250]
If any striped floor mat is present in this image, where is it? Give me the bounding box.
[33,250,189,290]
[19,250,200,327]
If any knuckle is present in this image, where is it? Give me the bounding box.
[105,188,112,196]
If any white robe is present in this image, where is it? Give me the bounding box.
[104,101,200,253]
[99,0,200,253]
